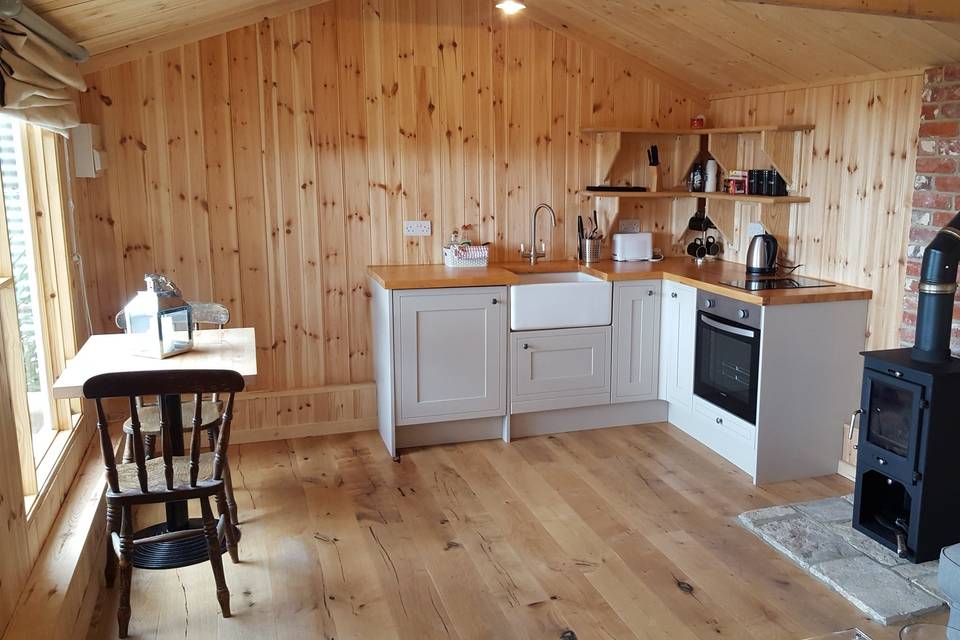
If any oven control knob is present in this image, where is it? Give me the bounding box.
[738,309,749,320]
[877,457,887,466]
[705,299,717,309]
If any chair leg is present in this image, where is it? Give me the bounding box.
[200,496,231,618]
[121,435,135,464]
[117,505,134,639]
[222,464,240,528]
[104,502,120,588]
[215,488,239,563]
[143,434,156,460]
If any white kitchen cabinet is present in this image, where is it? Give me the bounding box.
[659,280,696,409]
[510,326,611,413]
[393,287,507,425]
[612,281,661,403]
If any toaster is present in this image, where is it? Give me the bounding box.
[611,232,653,262]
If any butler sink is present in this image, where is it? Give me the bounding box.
[509,271,612,331]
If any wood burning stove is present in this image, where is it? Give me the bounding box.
[852,350,960,562]
[853,211,960,563]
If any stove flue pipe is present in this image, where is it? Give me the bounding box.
[912,211,960,363]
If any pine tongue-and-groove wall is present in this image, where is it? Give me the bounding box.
[708,76,923,350]
[71,0,698,440]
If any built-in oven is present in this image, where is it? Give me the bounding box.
[693,291,762,424]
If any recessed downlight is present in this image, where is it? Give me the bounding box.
[496,1,526,15]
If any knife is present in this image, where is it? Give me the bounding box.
[577,215,584,260]
[651,145,659,166]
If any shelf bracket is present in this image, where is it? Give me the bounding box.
[595,132,623,183]
[707,133,739,175]
[760,130,801,188]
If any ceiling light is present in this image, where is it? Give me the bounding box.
[496,1,526,15]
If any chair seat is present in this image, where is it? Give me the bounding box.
[110,452,222,497]
[122,400,223,435]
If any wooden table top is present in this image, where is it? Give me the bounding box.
[367,258,873,306]
[53,327,258,399]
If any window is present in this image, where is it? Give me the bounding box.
[0,116,78,502]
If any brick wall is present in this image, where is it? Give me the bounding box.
[904,65,960,350]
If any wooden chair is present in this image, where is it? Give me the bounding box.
[115,302,230,459]
[86,369,243,639]
[114,302,239,526]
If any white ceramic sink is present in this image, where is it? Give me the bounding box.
[509,271,612,331]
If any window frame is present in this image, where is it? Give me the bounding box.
[0,120,80,506]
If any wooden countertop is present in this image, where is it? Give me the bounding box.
[367,259,873,306]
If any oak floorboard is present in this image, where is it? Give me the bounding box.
[85,424,945,640]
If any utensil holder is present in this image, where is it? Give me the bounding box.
[581,238,602,264]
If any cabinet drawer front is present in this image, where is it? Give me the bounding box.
[692,396,756,445]
[512,327,611,402]
[394,288,506,423]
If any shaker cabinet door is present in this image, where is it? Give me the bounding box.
[394,287,507,425]
[612,281,661,403]
[660,281,696,409]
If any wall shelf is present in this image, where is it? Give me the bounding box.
[580,124,815,135]
[579,190,810,205]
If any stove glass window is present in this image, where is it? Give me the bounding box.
[865,379,917,458]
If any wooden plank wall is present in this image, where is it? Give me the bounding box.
[71,0,697,441]
[707,76,923,350]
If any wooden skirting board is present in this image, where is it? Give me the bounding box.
[231,417,378,445]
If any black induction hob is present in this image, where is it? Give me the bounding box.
[720,276,836,291]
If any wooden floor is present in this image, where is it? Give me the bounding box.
[86,423,944,639]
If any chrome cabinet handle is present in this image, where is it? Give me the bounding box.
[522,343,530,350]
[671,292,678,298]
[716,417,723,425]
[491,298,499,305]
[849,409,862,441]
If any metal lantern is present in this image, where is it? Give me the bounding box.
[122,274,194,359]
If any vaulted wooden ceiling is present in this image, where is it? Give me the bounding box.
[524,0,960,96]
[31,0,960,96]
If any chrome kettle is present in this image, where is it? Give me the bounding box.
[745,233,778,276]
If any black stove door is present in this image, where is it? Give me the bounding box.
[858,369,924,481]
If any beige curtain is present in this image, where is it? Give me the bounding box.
[0,18,86,135]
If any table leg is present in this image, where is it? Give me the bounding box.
[162,393,188,531]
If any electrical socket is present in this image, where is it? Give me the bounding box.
[403,220,432,236]
[619,219,641,233]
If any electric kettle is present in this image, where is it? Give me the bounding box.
[745,233,778,276]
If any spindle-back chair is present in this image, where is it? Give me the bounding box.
[115,302,240,527]
[85,369,243,639]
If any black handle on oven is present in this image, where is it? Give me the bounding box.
[699,314,757,338]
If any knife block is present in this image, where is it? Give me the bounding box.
[646,166,660,192]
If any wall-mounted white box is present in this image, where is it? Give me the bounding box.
[71,124,103,178]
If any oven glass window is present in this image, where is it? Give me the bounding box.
[694,312,759,423]
[865,379,916,458]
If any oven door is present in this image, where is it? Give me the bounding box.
[694,311,761,424]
